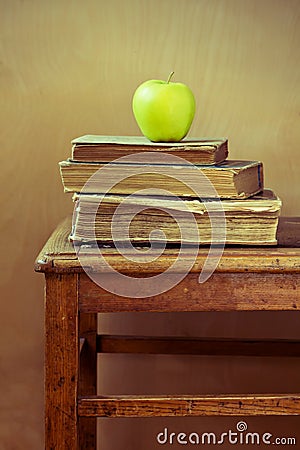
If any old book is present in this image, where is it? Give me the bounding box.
[59,159,263,199]
[70,189,281,246]
[71,135,228,165]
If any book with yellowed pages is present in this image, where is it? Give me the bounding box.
[71,135,229,165]
[70,189,281,246]
[59,159,263,199]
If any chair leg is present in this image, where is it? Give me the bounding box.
[45,273,79,449]
[79,313,98,449]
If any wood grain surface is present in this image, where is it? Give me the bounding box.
[78,393,300,417]
[1,0,300,448]
[97,335,300,357]
[44,273,79,449]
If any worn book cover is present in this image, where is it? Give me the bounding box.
[59,159,263,199]
[71,135,228,165]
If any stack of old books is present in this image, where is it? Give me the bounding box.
[59,135,281,246]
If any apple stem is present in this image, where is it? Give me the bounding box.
[166,71,175,83]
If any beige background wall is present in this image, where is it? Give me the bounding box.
[1,0,300,448]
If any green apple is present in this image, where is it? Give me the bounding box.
[132,72,196,142]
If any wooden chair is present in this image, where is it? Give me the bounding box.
[35,216,300,449]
